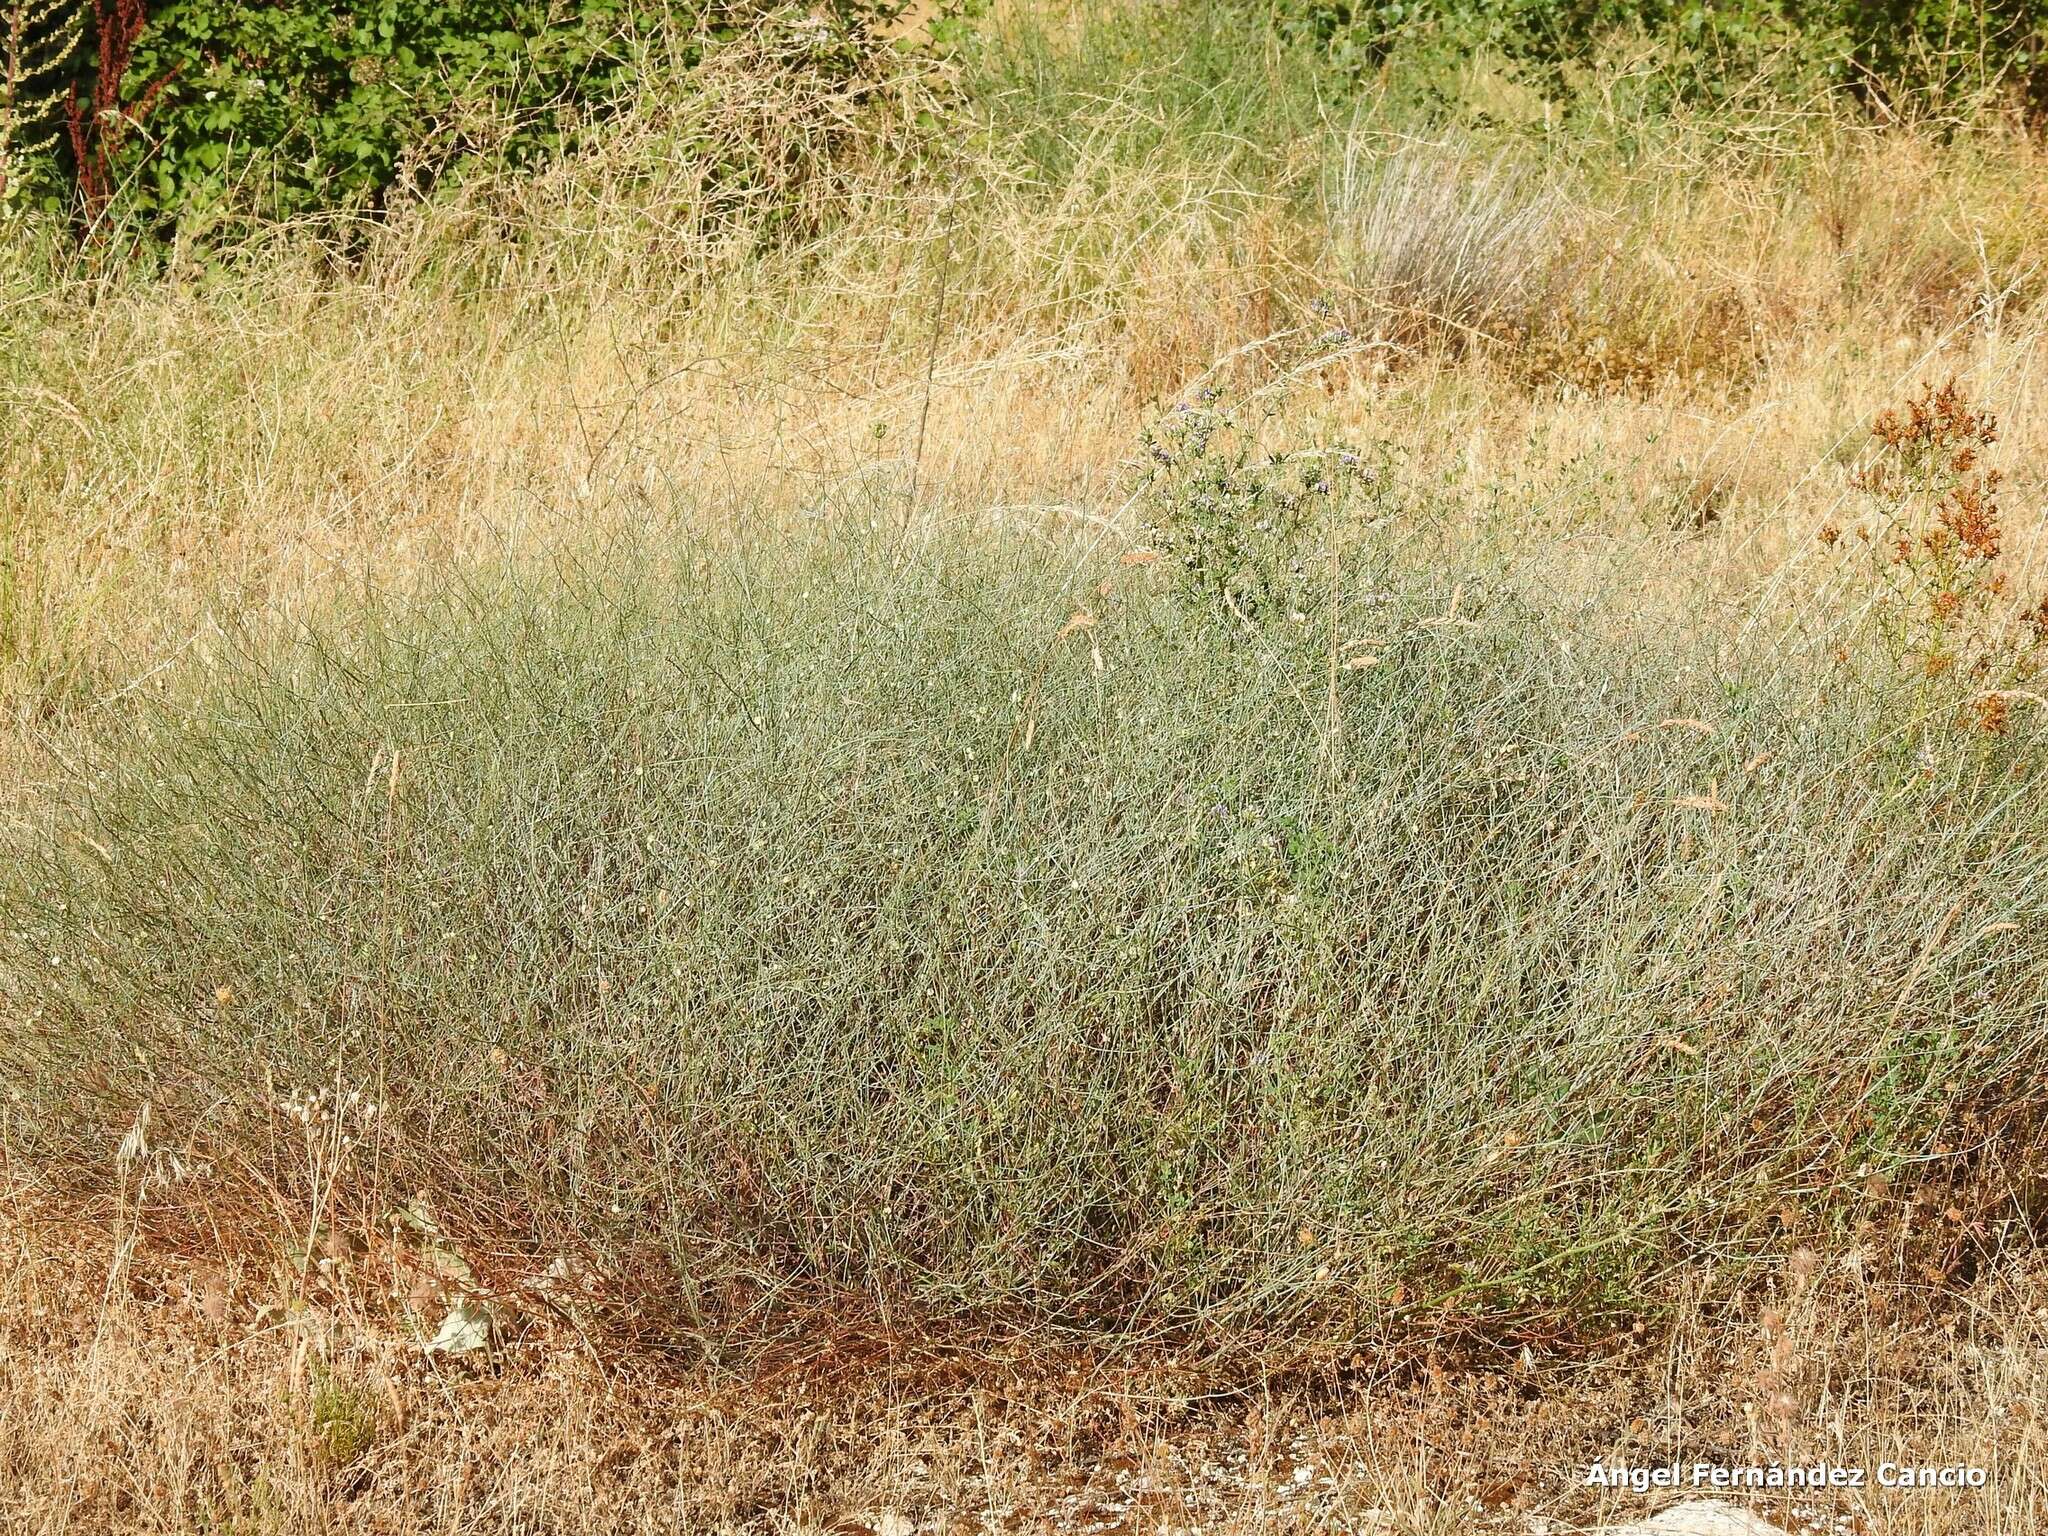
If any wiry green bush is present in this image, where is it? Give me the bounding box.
[3,519,2044,1351]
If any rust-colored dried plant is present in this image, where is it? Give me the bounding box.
[1835,378,2045,733]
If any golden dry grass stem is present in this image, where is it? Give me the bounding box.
[2,1216,2044,1534]
[4,100,2048,720]
[8,305,2046,722]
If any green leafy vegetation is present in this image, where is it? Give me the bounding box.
[307,1365,381,1467]
[3,0,2043,235]
[111,0,646,220]
[6,506,2042,1349]
[7,0,933,229]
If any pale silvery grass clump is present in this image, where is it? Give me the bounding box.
[1324,134,1572,348]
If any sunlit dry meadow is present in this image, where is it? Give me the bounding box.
[3,5,2048,1532]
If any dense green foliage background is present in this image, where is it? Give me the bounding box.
[0,0,2042,231]
[1,0,926,224]
[1288,0,2045,87]
[116,0,647,218]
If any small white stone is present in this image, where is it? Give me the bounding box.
[1603,1502,1791,1536]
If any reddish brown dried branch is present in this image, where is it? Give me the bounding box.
[64,0,177,225]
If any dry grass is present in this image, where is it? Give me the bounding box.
[4,1206,2045,1534]
[4,57,2048,723]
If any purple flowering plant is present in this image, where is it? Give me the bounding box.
[1133,328,1384,622]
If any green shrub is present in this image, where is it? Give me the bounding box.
[4,518,2043,1350]
[1808,0,2048,115]
[1136,368,1383,620]
[41,0,929,230]
[306,1365,380,1467]
[112,0,645,220]
[20,0,2047,235]
[1272,0,2043,114]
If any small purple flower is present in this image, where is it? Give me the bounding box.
[1314,480,1331,494]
